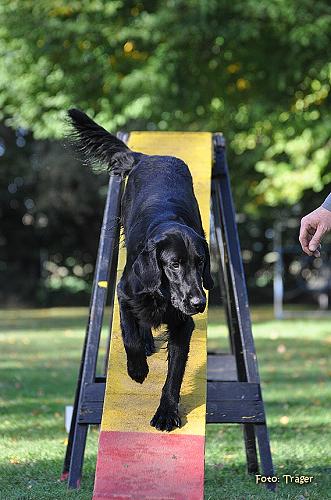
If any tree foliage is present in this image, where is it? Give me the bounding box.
[1,0,331,209]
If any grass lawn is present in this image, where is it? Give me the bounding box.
[0,306,330,499]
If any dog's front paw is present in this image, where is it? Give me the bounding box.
[150,405,181,432]
[127,355,149,384]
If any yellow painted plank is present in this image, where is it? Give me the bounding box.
[101,132,212,435]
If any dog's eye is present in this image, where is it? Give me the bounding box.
[172,261,180,269]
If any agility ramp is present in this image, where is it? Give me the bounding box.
[62,132,274,497]
[93,133,212,499]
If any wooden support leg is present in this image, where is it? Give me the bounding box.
[242,424,259,474]
[62,174,123,489]
[68,425,88,489]
[255,424,276,491]
[212,134,274,489]
[212,182,245,369]
[61,345,86,480]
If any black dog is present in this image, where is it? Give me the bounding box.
[68,109,213,431]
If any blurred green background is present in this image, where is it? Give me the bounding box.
[1,0,331,309]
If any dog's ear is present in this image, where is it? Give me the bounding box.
[131,240,162,295]
[202,240,214,290]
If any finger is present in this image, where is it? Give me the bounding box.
[299,222,314,255]
[313,244,321,258]
[308,226,325,252]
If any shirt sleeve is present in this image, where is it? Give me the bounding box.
[322,193,331,212]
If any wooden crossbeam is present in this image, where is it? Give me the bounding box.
[77,363,266,426]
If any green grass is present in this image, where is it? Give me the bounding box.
[0,307,330,499]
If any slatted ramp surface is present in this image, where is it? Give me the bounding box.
[93,132,212,500]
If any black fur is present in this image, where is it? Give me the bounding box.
[68,109,214,431]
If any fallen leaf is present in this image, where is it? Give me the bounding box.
[277,344,286,354]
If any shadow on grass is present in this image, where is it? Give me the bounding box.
[0,307,114,332]
[0,315,87,332]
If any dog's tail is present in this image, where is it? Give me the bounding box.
[67,108,140,176]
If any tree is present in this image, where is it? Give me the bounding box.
[1,0,330,210]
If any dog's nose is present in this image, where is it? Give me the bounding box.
[190,296,206,313]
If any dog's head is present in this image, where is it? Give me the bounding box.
[131,222,213,316]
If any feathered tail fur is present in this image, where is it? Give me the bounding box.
[67,108,140,176]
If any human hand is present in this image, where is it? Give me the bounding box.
[299,206,331,257]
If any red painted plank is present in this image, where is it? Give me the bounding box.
[93,431,205,500]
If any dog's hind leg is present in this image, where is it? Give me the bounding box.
[140,327,156,356]
[118,299,149,384]
[150,317,194,431]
